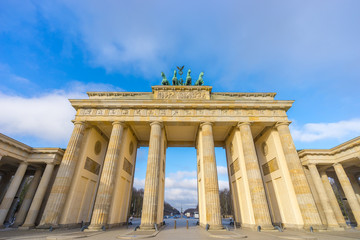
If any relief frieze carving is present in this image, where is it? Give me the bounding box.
[96,109,105,115]
[79,108,286,118]
[155,90,210,100]
[109,109,118,115]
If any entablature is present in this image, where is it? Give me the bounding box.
[0,133,64,165]
[73,107,289,123]
[299,136,360,168]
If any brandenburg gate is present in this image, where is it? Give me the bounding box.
[31,84,331,231]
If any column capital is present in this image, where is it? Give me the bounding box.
[333,162,341,167]
[73,120,86,126]
[112,121,126,127]
[44,161,56,166]
[237,122,251,128]
[200,122,213,128]
[150,121,163,128]
[72,120,90,129]
[275,121,292,129]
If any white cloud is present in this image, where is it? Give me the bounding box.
[167,170,196,180]
[217,166,228,175]
[32,0,360,90]
[133,178,145,189]
[0,81,124,146]
[0,91,79,145]
[219,180,229,190]
[290,119,360,142]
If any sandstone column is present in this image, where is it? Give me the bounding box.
[14,169,42,227]
[88,121,125,230]
[333,163,360,225]
[238,122,273,229]
[320,171,347,227]
[0,162,28,225]
[275,122,323,228]
[22,163,55,228]
[39,121,86,227]
[348,174,360,204]
[5,175,29,224]
[200,122,222,229]
[308,164,339,228]
[140,122,163,229]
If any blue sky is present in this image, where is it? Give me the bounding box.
[1,0,360,209]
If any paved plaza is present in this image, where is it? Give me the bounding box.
[0,218,359,240]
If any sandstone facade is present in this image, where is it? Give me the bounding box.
[0,86,359,231]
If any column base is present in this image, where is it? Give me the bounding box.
[86,224,106,231]
[199,223,224,230]
[139,221,165,231]
[280,223,304,230]
[36,223,59,229]
[12,223,21,228]
[238,223,275,231]
[339,223,350,228]
[18,225,33,230]
[208,225,224,231]
[139,224,156,231]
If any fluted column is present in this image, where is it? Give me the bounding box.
[39,121,86,227]
[200,122,222,229]
[140,121,163,229]
[238,122,273,229]
[333,163,360,225]
[88,121,125,230]
[276,122,323,228]
[348,174,360,204]
[14,169,42,227]
[320,171,347,227]
[0,162,28,225]
[6,175,28,224]
[22,163,55,228]
[308,165,339,228]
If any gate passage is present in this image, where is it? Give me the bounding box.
[36,85,326,231]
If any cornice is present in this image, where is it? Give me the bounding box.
[86,91,277,99]
[0,133,32,153]
[298,136,360,158]
[0,133,65,158]
[151,85,213,92]
[212,92,276,98]
[87,92,151,98]
[70,99,294,110]
[31,148,65,155]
